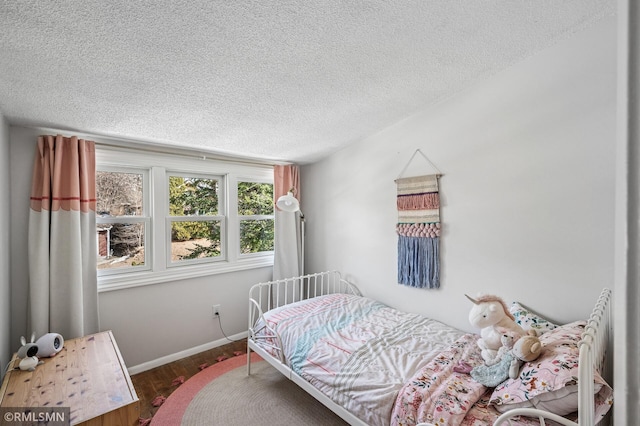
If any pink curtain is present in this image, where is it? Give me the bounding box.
[273,165,303,279]
[274,165,300,210]
[28,135,99,340]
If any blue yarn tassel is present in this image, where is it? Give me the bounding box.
[397,235,440,289]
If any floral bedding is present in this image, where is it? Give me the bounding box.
[489,321,613,420]
[391,321,613,425]
[389,335,566,426]
[391,333,490,425]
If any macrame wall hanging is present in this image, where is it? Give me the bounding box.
[395,150,442,289]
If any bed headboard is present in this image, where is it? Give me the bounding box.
[578,287,612,424]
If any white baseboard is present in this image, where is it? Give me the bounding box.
[127,331,248,375]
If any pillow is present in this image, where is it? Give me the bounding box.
[509,302,558,334]
[489,321,613,419]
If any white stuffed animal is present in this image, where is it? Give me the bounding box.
[470,328,522,386]
[16,333,44,371]
[465,294,526,364]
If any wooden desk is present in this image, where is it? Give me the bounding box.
[0,330,139,425]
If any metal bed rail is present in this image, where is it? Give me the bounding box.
[249,270,360,314]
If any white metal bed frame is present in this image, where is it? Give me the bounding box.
[247,271,612,426]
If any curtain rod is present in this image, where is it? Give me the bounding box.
[31,125,293,167]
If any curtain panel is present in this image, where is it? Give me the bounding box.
[273,165,302,280]
[28,135,99,340]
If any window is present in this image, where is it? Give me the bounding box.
[168,174,223,265]
[96,147,274,290]
[237,181,274,255]
[96,169,149,273]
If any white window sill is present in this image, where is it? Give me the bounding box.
[98,255,274,292]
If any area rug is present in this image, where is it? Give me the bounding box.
[150,352,348,425]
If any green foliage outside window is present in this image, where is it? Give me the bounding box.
[237,182,274,215]
[169,176,218,242]
[240,219,274,253]
[169,178,274,260]
[238,182,274,254]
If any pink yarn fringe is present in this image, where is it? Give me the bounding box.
[397,193,439,210]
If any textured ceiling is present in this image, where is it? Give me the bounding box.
[0,1,614,164]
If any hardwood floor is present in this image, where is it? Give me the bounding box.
[131,338,248,420]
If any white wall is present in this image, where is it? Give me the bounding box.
[303,16,617,335]
[614,0,640,422]
[97,267,270,368]
[0,111,11,379]
[9,127,31,360]
[8,126,273,369]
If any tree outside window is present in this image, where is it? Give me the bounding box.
[96,170,147,270]
[169,175,222,261]
[238,181,274,254]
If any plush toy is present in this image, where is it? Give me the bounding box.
[490,329,523,379]
[471,329,521,386]
[512,330,543,362]
[465,294,526,364]
[470,350,515,387]
[485,329,518,366]
[16,333,44,371]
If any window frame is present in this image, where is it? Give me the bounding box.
[96,146,274,292]
[96,167,151,276]
[166,171,226,267]
[236,178,275,258]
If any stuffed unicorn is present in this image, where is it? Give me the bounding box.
[465,294,526,364]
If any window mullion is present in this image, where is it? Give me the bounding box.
[96,216,148,224]
[239,215,274,221]
[226,174,238,262]
[151,166,166,272]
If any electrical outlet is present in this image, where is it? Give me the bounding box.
[212,304,221,317]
